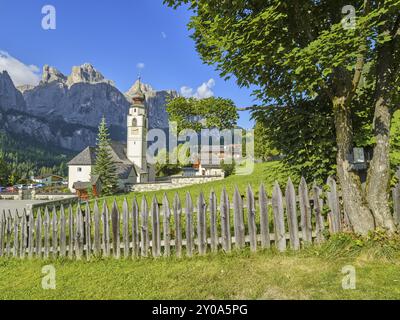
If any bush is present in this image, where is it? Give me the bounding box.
[221,160,236,177]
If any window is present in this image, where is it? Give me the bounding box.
[77,167,82,172]
[134,108,137,113]
[132,118,137,127]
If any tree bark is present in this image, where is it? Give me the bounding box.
[365,23,399,232]
[366,94,395,231]
[333,96,375,234]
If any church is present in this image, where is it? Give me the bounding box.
[67,80,155,194]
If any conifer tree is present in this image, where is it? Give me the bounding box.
[93,117,118,195]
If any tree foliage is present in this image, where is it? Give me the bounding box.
[93,117,118,196]
[252,99,337,183]
[165,0,400,234]
[0,131,70,186]
[254,121,279,162]
[166,96,239,132]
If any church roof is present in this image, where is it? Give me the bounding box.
[67,147,96,165]
[68,142,139,178]
[117,163,137,179]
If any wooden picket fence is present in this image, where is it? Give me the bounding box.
[1,177,399,260]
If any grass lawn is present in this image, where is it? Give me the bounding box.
[1,235,400,300]
[94,161,299,210]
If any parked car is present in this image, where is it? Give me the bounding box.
[0,186,5,193]
[6,186,16,192]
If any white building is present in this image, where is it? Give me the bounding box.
[68,79,155,193]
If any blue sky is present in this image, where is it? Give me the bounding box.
[0,0,257,128]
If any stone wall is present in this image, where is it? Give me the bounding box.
[0,192,76,201]
[0,193,19,200]
[131,176,224,192]
[33,194,77,201]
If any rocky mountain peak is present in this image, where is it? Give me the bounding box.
[0,70,13,85]
[17,84,35,93]
[0,70,26,111]
[1,63,176,151]
[66,63,114,86]
[41,65,67,84]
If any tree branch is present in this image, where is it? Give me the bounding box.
[350,0,370,98]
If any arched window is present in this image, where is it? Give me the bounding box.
[132,118,137,127]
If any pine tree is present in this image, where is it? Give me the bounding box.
[93,117,118,196]
[0,154,10,186]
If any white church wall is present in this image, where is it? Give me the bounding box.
[68,165,92,192]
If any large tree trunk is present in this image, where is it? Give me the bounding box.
[366,97,396,231]
[333,96,375,235]
[365,32,397,232]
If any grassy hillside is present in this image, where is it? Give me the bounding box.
[96,161,299,210]
[1,234,399,300]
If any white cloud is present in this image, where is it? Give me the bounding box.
[180,86,194,97]
[0,51,41,86]
[136,62,145,70]
[161,32,167,39]
[180,78,216,99]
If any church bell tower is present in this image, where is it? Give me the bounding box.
[127,78,148,182]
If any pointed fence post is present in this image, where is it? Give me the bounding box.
[163,194,171,257]
[44,207,50,259]
[209,190,218,252]
[13,210,19,258]
[111,200,120,259]
[141,196,149,257]
[20,209,27,259]
[313,183,325,243]
[327,177,341,233]
[259,184,270,249]
[272,182,286,252]
[185,192,194,257]
[60,205,67,257]
[102,202,110,257]
[75,205,84,260]
[299,177,312,244]
[247,185,257,252]
[52,206,58,259]
[151,196,161,258]
[0,210,6,258]
[28,208,34,259]
[173,193,182,258]
[84,202,91,260]
[35,208,43,258]
[233,186,245,249]
[122,198,129,258]
[68,204,74,258]
[197,192,207,255]
[285,178,300,250]
[5,210,12,257]
[132,197,139,258]
[220,188,231,252]
[93,201,101,256]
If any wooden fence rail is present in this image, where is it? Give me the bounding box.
[0,177,399,260]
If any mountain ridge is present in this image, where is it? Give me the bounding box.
[0,64,176,152]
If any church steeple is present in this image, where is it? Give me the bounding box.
[132,77,146,105]
[127,76,148,183]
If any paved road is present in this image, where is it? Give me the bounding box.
[0,200,52,212]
